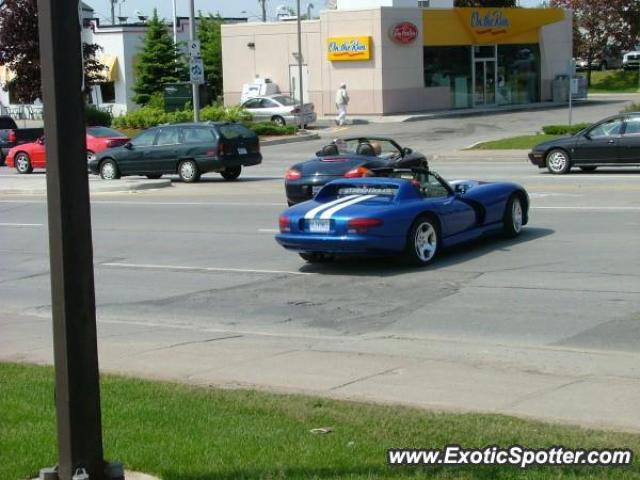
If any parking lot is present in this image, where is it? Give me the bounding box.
[1,96,639,432]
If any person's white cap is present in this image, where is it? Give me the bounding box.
[340,82,347,88]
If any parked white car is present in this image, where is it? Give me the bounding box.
[241,95,317,127]
[622,51,640,70]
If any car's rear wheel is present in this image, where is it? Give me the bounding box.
[146,174,162,179]
[272,116,286,126]
[221,166,241,181]
[546,149,571,174]
[14,152,33,174]
[100,159,120,180]
[503,194,524,238]
[178,160,200,183]
[579,166,597,172]
[299,252,333,263]
[404,215,439,266]
[87,150,96,162]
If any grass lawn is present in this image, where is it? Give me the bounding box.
[2,362,639,480]
[470,134,560,150]
[589,70,640,93]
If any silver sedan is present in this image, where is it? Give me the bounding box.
[241,95,317,127]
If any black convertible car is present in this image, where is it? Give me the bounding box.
[284,137,428,205]
[528,113,640,174]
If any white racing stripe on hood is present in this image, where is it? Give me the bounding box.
[304,194,359,219]
[319,195,377,219]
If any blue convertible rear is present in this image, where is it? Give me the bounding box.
[275,172,529,265]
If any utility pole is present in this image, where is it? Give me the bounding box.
[110,0,116,24]
[296,0,304,130]
[36,0,105,478]
[188,0,201,122]
[259,0,267,22]
[172,0,178,48]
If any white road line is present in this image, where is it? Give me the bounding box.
[258,228,279,233]
[101,262,314,276]
[0,222,43,227]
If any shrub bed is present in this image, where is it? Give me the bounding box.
[85,106,112,127]
[112,105,253,130]
[541,123,590,135]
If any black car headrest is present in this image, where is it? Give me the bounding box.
[356,142,376,156]
[321,144,339,156]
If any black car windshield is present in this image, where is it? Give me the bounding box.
[87,126,125,138]
[218,124,256,139]
[272,96,297,106]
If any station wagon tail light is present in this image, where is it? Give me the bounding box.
[7,130,16,142]
[285,168,302,180]
[279,215,291,232]
[347,218,383,234]
[344,167,372,178]
[218,142,225,156]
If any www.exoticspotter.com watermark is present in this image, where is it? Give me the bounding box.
[387,445,633,469]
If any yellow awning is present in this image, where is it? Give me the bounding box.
[0,65,15,83]
[100,55,118,82]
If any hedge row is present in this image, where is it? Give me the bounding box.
[249,122,297,136]
[541,123,591,135]
[112,105,253,129]
[85,106,112,127]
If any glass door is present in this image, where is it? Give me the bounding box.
[474,59,496,106]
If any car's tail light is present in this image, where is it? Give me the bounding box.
[279,215,291,233]
[347,218,383,234]
[285,168,302,180]
[344,167,372,178]
[7,130,16,142]
[291,107,301,114]
[106,139,128,148]
[218,142,225,156]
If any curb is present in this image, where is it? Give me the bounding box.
[0,178,172,195]
[261,133,320,146]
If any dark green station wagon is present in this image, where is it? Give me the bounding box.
[88,122,262,182]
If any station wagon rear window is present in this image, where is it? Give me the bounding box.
[218,124,256,139]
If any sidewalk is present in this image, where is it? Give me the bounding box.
[0,172,171,195]
[2,312,639,433]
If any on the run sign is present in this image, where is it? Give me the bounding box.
[390,22,419,44]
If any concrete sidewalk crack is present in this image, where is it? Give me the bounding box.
[329,366,400,391]
[133,334,244,355]
[501,377,588,410]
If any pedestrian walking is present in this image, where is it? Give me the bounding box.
[335,83,349,126]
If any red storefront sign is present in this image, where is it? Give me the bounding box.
[390,22,419,44]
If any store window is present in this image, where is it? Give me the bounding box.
[100,82,116,103]
[424,46,472,109]
[497,44,540,105]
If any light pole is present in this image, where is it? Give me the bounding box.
[172,0,178,48]
[189,0,200,122]
[259,0,267,22]
[296,0,304,130]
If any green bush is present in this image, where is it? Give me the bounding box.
[85,105,112,126]
[621,102,640,113]
[541,123,591,135]
[248,122,297,136]
[112,105,253,129]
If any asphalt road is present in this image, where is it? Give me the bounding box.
[1,96,640,429]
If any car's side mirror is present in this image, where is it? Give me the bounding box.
[37,137,45,145]
[124,142,133,150]
[403,147,413,155]
[454,183,467,195]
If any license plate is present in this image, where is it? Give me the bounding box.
[237,147,248,155]
[312,185,323,195]
[308,219,330,233]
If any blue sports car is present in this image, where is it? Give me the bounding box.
[275,168,529,266]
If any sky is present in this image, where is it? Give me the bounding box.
[87,0,541,24]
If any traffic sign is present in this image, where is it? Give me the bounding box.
[190,58,205,84]
[189,40,201,58]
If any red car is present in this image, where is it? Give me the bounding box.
[5,126,129,174]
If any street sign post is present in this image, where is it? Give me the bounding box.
[189,58,205,85]
[188,0,201,121]
[189,40,201,58]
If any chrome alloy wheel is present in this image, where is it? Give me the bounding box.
[180,161,195,181]
[101,162,116,180]
[414,222,437,262]
[15,154,30,173]
[87,151,96,162]
[547,151,568,173]
[512,197,523,233]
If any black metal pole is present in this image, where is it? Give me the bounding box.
[36,0,105,479]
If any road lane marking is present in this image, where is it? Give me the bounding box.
[258,228,279,233]
[531,206,640,211]
[0,222,43,227]
[0,200,285,206]
[101,262,314,276]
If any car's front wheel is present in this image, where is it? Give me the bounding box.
[221,166,241,181]
[404,215,439,266]
[546,149,571,174]
[100,159,120,180]
[178,160,200,183]
[14,152,33,174]
[503,194,524,238]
